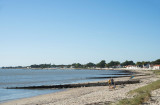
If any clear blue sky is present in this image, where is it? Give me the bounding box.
[0,0,160,66]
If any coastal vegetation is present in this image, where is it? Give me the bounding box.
[114,80,160,105]
[111,71,160,105]
[106,61,120,68]
[1,59,160,69]
[153,70,160,75]
[96,60,106,68]
[121,60,135,66]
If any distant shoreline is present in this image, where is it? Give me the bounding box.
[1,67,155,71]
[0,67,130,70]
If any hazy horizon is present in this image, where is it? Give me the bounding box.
[0,0,160,66]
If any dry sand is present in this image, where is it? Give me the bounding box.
[1,70,159,105]
[144,88,160,105]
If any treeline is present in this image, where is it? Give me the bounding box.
[30,64,71,68]
[70,59,160,68]
[2,59,160,69]
[1,66,25,69]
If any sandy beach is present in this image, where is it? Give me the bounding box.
[1,70,160,105]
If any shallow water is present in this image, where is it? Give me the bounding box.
[0,69,128,103]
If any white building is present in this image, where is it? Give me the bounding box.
[126,65,140,69]
[153,65,160,70]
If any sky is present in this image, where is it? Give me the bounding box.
[0,0,160,66]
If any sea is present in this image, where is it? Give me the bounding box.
[0,69,130,103]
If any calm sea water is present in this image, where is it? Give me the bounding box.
[0,69,128,103]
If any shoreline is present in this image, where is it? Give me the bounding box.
[0,69,132,103]
[1,69,157,105]
[0,67,155,70]
[5,69,133,90]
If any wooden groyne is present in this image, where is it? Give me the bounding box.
[6,79,140,89]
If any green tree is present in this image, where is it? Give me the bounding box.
[136,62,143,67]
[86,62,96,68]
[136,61,150,67]
[152,59,160,65]
[30,64,51,68]
[121,60,135,66]
[96,60,106,68]
[72,63,83,68]
[107,61,120,68]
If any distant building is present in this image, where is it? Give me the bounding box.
[153,65,160,70]
[143,64,150,68]
[125,64,160,70]
[125,65,140,69]
[116,65,122,68]
[70,66,74,68]
[27,66,31,69]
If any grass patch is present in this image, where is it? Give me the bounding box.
[114,80,160,105]
[153,70,160,75]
